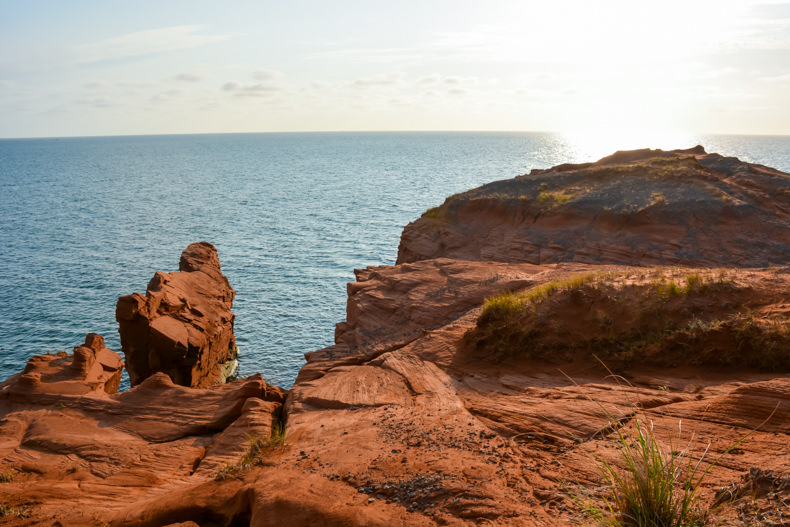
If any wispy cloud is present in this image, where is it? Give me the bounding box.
[221,70,285,97]
[173,73,203,82]
[75,26,229,64]
[74,97,117,108]
[760,73,790,83]
[305,46,427,65]
[352,72,405,88]
[221,81,281,97]
[252,69,283,81]
[749,2,790,19]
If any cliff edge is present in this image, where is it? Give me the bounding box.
[398,146,790,267]
[1,149,789,526]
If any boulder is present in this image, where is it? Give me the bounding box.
[116,242,238,388]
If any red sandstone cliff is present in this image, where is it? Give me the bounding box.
[397,146,790,267]
[1,150,789,526]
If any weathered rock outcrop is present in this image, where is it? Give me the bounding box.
[0,333,123,397]
[0,361,286,525]
[116,241,238,388]
[286,260,790,526]
[397,146,790,267]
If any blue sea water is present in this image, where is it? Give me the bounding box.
[1,132,789,389]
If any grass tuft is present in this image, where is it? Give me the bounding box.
[568,360,767,527]
[480,272,607,323]
[579,418,711,527]
[469,268,790,370]
[0,504,30,519]
[215,420,287,481]
[423,206,445,219]
[537,190,573,209]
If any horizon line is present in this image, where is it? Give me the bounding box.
[2,129,790,141]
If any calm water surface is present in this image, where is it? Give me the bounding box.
[1,132,788,388]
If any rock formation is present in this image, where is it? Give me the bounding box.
[0,333,123,397]
[397,146,790,267]
[116,241,238,388]
[2,150,790,525]
[0,362,286,526]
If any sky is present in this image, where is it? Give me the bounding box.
[1,0,789,138]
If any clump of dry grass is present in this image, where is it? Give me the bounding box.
[579,417,712,527]
[215,421,287,481]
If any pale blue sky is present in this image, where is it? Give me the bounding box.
[1,0,789,138]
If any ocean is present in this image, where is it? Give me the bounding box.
[1,131,789,389]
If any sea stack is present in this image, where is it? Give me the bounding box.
[116,241,238,388]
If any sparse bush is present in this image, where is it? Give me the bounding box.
[469,269,790,370]
[478,291,525,324]
[480,272,606,323]
[537,190,573,208]
[648,192,667,207]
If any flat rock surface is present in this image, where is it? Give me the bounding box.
[2,265,788,525]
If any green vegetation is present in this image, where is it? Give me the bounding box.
[470,269,790,370]
[0,504,30,519]
[479,272,612,324]
[537,190,573,209]
[578,417,712,527]
[215,420,287,481]
[704,184,738,204]
[570,361,771,527]
[590,156,703,180]
[423,205,445,219]
[647,192,667,207]
[422,193,465,219]
[0,469,14,483]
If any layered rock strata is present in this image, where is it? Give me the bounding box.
[0,344,286,526]
[116,241,238,388]
[398,146,790,267]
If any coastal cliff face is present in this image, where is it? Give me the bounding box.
[397,146,790,267]
[1,149,790,526]
[116,241,238,388]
